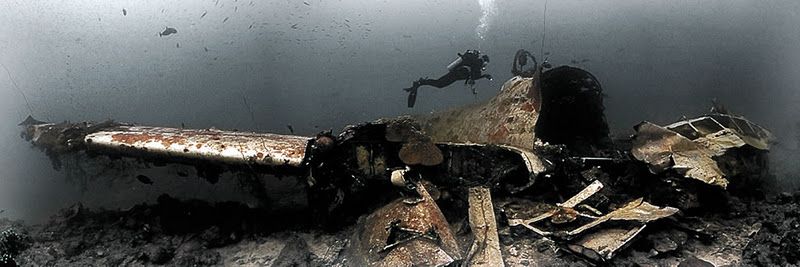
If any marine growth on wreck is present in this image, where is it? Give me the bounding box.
[1,1,798,266]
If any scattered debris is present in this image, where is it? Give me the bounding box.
[354,182,461,266]
[17,64,779,265]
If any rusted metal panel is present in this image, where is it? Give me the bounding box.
[666,114,773,151]
[465,187,504,267]
[415,75,541,151]
[507,181,679,263]
[85,126,310,167]
[631,122,728,188]
[568,225,646,261]
[354,182,461,266]
[567,198,678,236]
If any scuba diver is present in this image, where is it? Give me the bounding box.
[512,49,551,78]
[403,50,492,108]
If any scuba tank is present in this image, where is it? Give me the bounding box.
[446,56,463,71]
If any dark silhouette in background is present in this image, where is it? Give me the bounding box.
[403,50,492,107]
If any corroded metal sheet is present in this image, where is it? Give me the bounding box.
[560,180,604,208]
[85,126,310,167]
[568,198,679,236]
[631,122,728,188]
[568,225,646,261]
[355,182,461,267]
[466,187,504,267]
[415,75,540,150]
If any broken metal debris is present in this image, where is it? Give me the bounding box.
[355,182,461,266]
[17,64,777,266]
[465,187,504,267]
[508,180,679,263]
[632,113,772,190]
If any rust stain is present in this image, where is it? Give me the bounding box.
[102,127,309,166]
[520,101,536,112]
[111,133,188,148]
[488,125,509,143]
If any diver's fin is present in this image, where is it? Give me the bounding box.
[407,88,418,108]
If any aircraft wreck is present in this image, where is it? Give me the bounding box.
[17,64,775,266]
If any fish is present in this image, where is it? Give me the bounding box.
[122,8,127,16]
[159,27,177,37]
[200,11,207,18]
[287,125,295,134]
[136,175,154,185]
[223,17,229,23]
[176,43,180,48]
[291,23,299,29]
[303,1,310,5]
[177,170,189,177]
[204,47,209,52]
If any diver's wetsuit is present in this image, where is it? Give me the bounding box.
[404,50,491,107]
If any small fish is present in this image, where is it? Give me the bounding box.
[287,125,295,134]
[176,42,180,48]
[177,170,189,177]
[223,17,229,23]
[303,1,310,5]
[181,122,185,128]
[136,175,154,185]
[200,11,207,18]
[122,8,127,16]
[159,27,177,37]
[402,34,412,38]
[204,47,209,52]
[291,23,299,29]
